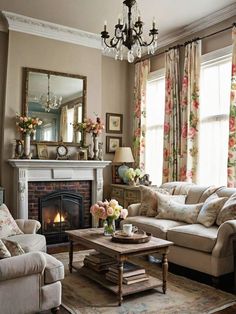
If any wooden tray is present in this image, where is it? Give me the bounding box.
[111,230,151,244]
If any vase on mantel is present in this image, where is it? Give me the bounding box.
[92,133,99,160]
[23,133,31,159]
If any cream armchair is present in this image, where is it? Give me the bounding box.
[0,251,64,314]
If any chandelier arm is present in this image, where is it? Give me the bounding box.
[103,37,121,49]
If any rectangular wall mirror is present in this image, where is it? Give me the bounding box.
[23,67,87,144]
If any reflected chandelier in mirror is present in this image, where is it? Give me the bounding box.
[23,67,87,144]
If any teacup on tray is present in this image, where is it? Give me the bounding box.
[122,224,138,237]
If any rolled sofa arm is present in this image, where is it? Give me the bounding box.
[212,220,236,257]
[0,252,46,281]
[127,203,141,217]
[15,219,41,234]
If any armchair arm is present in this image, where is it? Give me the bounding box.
[15,219,41,234]
[0,252,46,281]
[128,203,141,217]
[212,220,236,257]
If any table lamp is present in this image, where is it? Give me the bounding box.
[113,147,134,182]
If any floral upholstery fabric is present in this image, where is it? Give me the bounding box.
[216,192,236,225]
[0,204,23,238]
[0,239,11,259]
[197,195,228,227]
[139,186,171,217]
[156,195,203,224]
[2,239,25,256]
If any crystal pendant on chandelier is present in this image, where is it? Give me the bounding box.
[40,74,62,112]
[101,0,158,62]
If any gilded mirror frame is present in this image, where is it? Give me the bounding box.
[22,67,87,146]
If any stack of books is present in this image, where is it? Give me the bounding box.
[83,251,116,272]
[106,261,149,285]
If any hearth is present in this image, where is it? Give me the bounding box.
[39,190,84,244]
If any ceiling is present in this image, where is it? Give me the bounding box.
[0,0,235,40]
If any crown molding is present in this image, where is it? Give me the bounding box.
[157,3,236,49]
[1,11,101,49]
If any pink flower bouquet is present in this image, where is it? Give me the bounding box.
[90,199,128,221]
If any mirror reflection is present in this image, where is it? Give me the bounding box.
[23,68,87,144]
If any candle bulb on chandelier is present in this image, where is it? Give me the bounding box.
[153,17,156,28]
[104,20,107,31]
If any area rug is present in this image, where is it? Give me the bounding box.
[53,251,236,314]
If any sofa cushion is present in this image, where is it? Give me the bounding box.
[216,192,236,225]
[198,186,223,203]
[0,204,23,238]
[185,186,209,204]
[160,182,194,195]
[0,239,11,259]
[2,239,25,256]
[197,195,228,227]
[41,252,64,284]
[121,216,186,239]
[167,224,218,253]
[156,194,203,223]
[8,234,46,253]
[139,186,171,217]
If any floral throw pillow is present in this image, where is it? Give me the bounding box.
[2,239,25,256]
[156,193,202,224]
[216,193,236,226]
[0,204,23,238]
[0,239,11,259]
[197,195,228,227]
[139,186,171,217]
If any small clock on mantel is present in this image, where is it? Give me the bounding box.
[56,144,69,160]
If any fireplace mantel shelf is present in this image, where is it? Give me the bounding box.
[8,159,111,220]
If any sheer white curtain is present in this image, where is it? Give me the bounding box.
[145,70,165,186]
[197,54,231,185]
[60,106,68,142]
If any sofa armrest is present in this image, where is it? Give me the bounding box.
[127,203,141,217]
[15,219,41,234]
[212,220,236,257]
[0,252,46,281]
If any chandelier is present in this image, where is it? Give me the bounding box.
[101,0,158,63]
[40,74,62,112]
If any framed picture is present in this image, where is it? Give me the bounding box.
[106,113,123,134]
[37,144,48,159]
[106,136,122,153]
[77,148,88,160]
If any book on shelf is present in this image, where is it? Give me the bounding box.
[105,272,149,285]
[108,261,145,277]
[87,252,115,264]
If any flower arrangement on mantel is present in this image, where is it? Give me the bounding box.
[90,199,128,235]
[16,114,42,134]
[73,116,105,136]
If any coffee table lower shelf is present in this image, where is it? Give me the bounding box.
[78,266,162,296]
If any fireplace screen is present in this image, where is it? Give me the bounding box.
[39,191,83,244]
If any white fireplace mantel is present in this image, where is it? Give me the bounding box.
[8,159,111,220]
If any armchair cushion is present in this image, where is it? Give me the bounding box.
[2,239,25,256]
[0,239,11,259]
[15,219,41,234]
[8,234,47,253]
[0,204,23,238]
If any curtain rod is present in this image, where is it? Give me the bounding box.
[135,22,236,64]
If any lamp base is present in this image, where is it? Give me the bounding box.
[118,164,129,183]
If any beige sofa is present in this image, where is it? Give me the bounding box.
[0,219,64,314]
[122,182,236,281]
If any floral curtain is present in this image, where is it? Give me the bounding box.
[180,41,201,182]
[227,26,236,187]
[162,48,181,182]
[133,59,150,169]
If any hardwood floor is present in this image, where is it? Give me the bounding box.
[47,244,236,314]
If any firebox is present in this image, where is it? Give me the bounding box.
[39,190,84,244]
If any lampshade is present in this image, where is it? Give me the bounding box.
[113,147,134,163]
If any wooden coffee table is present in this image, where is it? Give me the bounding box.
[66,228,173,305]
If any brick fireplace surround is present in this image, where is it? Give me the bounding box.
[8,160,111,226]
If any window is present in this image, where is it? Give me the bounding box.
[197,48,232,186]
[145,70,165,186]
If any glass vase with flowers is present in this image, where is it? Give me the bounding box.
[90,199,128,236]
[16,114,42,159]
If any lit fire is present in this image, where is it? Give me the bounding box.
[54,212,65,223]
